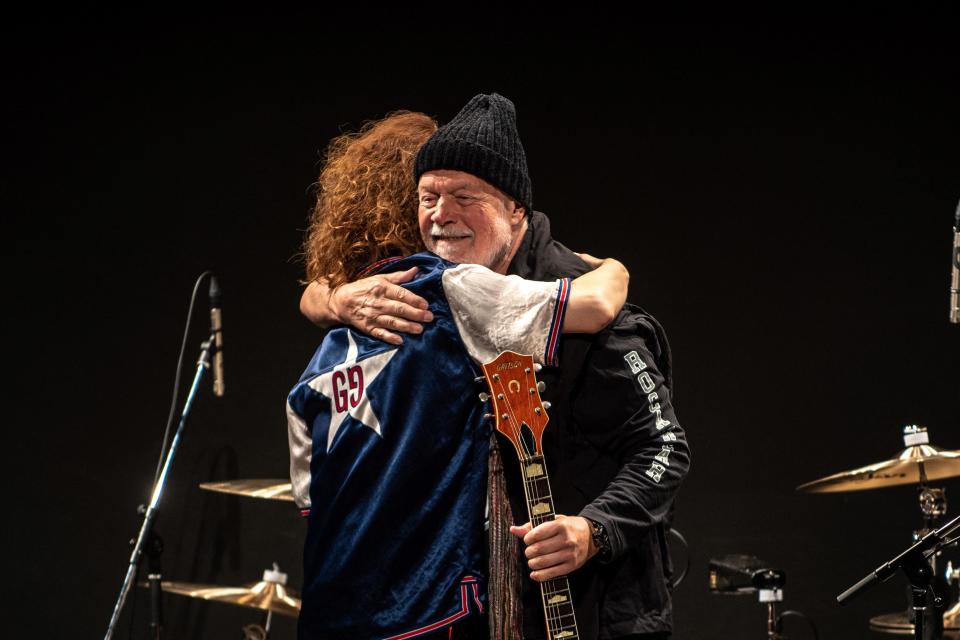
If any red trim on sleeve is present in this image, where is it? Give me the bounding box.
[544,277,570,366]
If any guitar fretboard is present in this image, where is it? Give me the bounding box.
[520,454,579,640]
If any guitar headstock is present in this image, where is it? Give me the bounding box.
[480,351,549,462]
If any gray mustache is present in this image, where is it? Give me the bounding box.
[429,224,473,239]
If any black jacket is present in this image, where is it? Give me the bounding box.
[503,212,691,639]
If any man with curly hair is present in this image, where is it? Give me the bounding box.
[300,94,689,640]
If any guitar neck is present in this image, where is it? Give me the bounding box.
[520,454,579,640]
[480,351,579,639]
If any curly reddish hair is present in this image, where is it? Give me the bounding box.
[303,111,437,287]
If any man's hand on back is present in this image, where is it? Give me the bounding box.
[328,267,434,345]
[301,267,434,344]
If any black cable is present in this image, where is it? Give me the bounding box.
[151,271,213,487]
[667,527,690,589]
[777,609,820,640]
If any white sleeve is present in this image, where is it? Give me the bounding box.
[286,400,312,511]
[442,263,570,365]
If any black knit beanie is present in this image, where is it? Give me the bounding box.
[414,93,533,213]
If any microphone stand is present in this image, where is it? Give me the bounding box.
[104,335,217,640]
[950,217,958,324]
[838,514,960,640]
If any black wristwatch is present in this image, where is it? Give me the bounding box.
[587,518,612,562]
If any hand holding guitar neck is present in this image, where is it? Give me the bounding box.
[510,514,597,582]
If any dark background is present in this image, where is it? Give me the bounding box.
[6,15,959,639]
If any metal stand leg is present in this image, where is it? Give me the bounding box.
[760,588,784,639]
[146,530,164,640]
[766,602,779,639]
[903,556,942,640]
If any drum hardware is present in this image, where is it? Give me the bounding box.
[868,558,957,638]
[942,562,960,637]
[241,623,268,640]
[709,554,818,639]
[140,563,300,638]
[839,513,960,640]
[198,479,294,502]
[869,611,960,637]
[801,426,960,638]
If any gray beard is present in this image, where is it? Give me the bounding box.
[485,240,512,272]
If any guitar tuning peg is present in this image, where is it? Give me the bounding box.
[474,376,486,384]
[478,392,490,402]
[537,381,545,392]
[534,363,543,372]
[542,401,552,411]
[483,413,495,421]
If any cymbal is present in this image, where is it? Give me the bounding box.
[199,479,294,502]
[151,574,301,618]
[797,444,960,493]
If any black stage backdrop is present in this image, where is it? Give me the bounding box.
[6,15,959,640]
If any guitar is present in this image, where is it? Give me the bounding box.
[481,351,579,640]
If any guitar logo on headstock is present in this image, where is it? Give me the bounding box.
[481,351,549,463]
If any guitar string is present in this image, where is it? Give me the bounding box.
[522,370,576,635]
[519,368,566,621]
[517,369,565,635]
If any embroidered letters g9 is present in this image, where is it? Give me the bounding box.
[332,365,364,413]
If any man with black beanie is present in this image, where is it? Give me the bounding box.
[303,93,690,639]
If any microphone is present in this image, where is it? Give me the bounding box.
[209,276,225,396]
[951,200,959,324]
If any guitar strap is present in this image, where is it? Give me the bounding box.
[488,432,523,640]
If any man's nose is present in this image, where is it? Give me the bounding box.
[431,195,459,223]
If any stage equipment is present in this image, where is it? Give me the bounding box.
[104,272,225,640]
[796,426,960,494]
[709,554,786,596]
[802,426,960,638]
[149,565,301,617]
[867,558,960,637]
[708,554,818,639]
[141,564,299,639]
[869,611,960,636]
[950,198,959,324]
[210,275,225,396]
[198,479,294,502]
[838,514,960,640]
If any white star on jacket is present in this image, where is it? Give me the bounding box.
[306,331,398,452]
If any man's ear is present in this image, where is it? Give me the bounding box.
[511,203,526,225]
